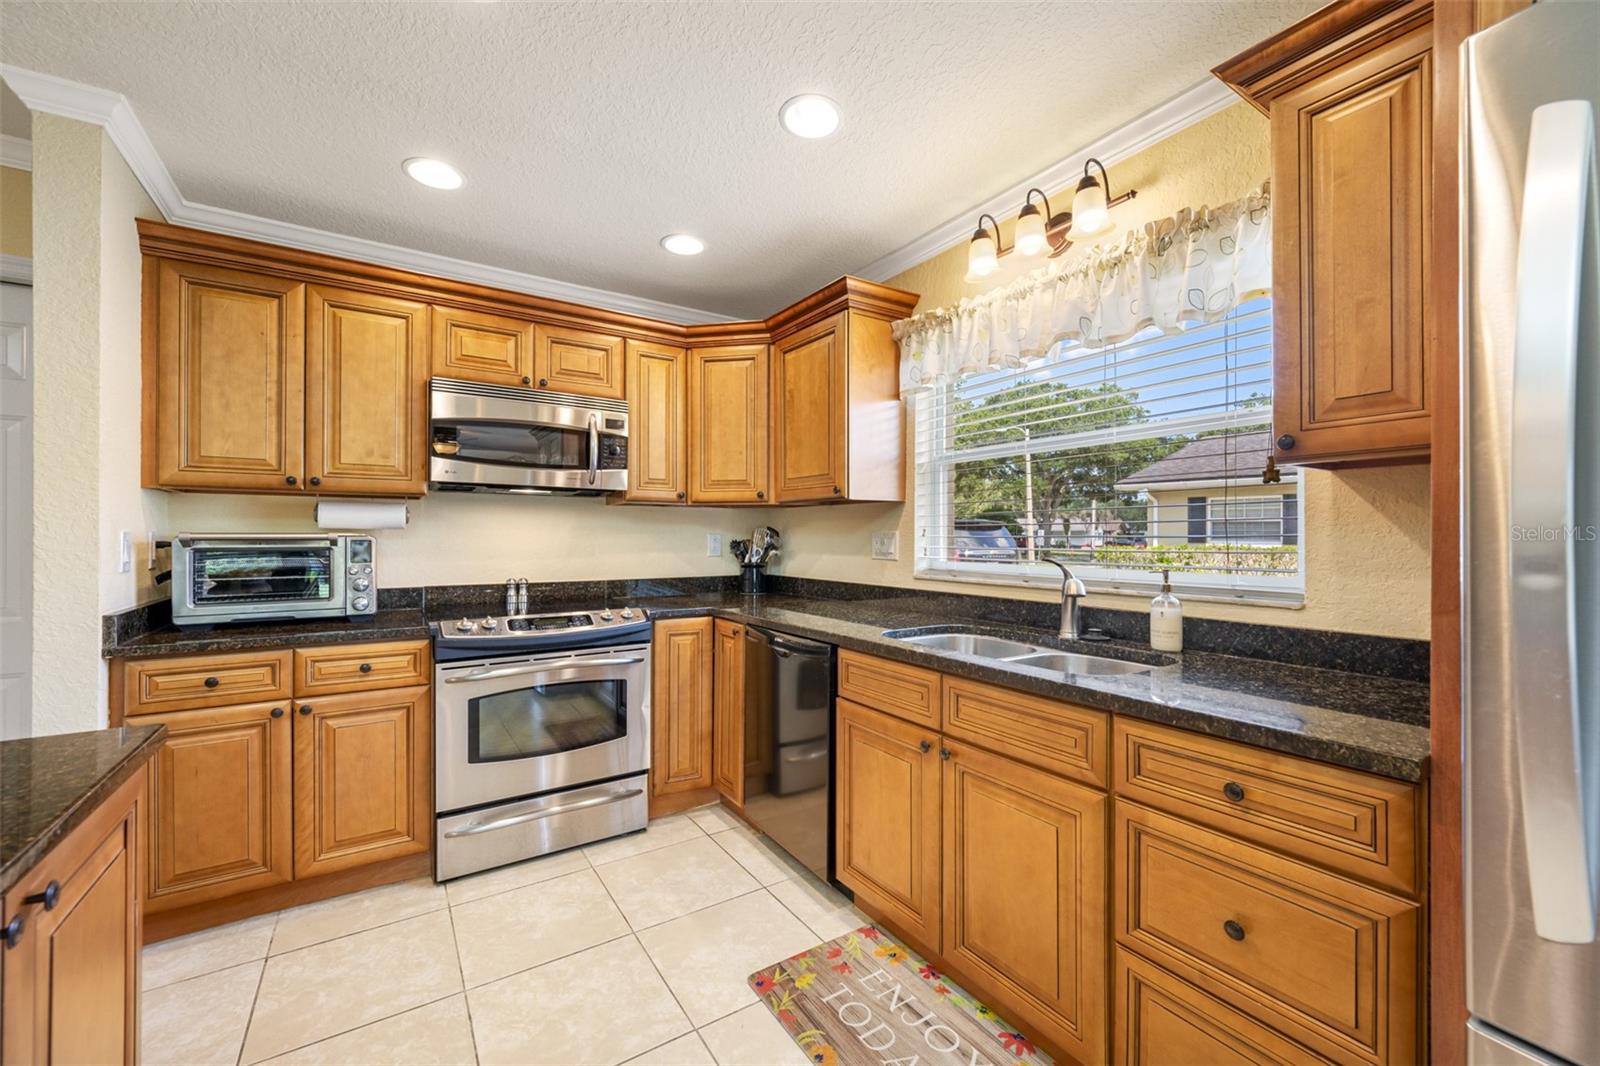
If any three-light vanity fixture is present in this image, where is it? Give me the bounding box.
[965,158,1137,282]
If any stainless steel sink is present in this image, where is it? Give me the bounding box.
[1005,650,1152,676]
[895,632,1040,659]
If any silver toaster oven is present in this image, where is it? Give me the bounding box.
[170,533,378,627]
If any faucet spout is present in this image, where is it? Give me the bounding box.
[1041,557,1087,641]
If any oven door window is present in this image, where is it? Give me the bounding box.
[467,680,627,763]
[436,421,590,471]
[189,548,334,606]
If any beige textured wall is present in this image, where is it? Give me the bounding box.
[0,165,29,258]
[773,102,1432,639]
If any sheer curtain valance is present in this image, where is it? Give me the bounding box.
[893,183,1272,394]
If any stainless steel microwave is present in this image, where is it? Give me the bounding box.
[171,533,377,627]
[428,377,629,494]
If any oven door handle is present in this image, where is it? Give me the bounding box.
[587,413,600,487]
[443,657,645,684]
[443,787,645,838]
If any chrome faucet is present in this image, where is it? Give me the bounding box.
[1042,557,1087,641]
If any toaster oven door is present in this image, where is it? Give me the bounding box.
[178,536,347,621]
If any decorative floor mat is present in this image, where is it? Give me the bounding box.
[748,925,1053,1065]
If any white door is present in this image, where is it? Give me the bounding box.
[1,281,32,738]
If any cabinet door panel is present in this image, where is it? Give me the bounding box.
[142,702,294,913]
[151,259,305,490]
[625,340,687,503]
[306,286,429,495]
[651,618,714,795]
[294,685,431,879]
[688,345,769,504]
[835,699,941,951]
[772,314,846,502]
[944,741,1108,1065]
[432,305,534,387]
[712,619,746,804]
[535,324,624,398]
[1272,25,1432,462]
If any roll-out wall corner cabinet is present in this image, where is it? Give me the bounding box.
[137,220,917,502]
[1213,0,1435,467]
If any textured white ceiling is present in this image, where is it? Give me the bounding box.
[0,1,1314,317]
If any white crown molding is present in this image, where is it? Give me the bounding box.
[0,134,31,171]
[0,64,738,324]
[0,253,32,284]
[852,78,1240,284]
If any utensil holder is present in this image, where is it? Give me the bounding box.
[740,564,767,595]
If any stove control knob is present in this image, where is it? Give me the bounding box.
[600,609,614,621]
[620,608,634,619]
[351,577,371,592]
[455,618,475,633]
[481,617,499,631]
[352,596,370,612]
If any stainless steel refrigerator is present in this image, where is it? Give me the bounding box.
[1464,2,1600,1063]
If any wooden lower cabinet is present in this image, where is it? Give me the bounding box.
[293,685,431,879]
[943,741,1109,1065]
[711,619,746,805]
[2,767,146,1066]
[141,701,294,913]
[835,699,943,951]
[651,618,714,799]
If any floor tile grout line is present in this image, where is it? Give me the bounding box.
[237,990,467,1066]
[442,894,483,1066]
[460,930,636,992]
[614,875,772,936]
[588,856,704,1046]
[260,896,450,962]
[703,825,805,887]
[233,956,270,1066]
[587,822,711,869]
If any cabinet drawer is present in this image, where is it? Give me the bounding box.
[837,650,939,728]
[1116,949,1335,1066]
[123,651,292,715]
[942,675,1108,788]
[293,641,431,697]
[1113,719,1422,896]
[1116,803,1420,1065]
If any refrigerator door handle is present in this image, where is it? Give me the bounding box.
[1508,97,1600,945]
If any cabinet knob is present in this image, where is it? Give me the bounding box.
[832,486,841,496]
[360,663,372,673]
[538,378,548,387]
[676,491,685,500]
[285,475,298,485]
[2,916,22,949]
[1223,919,1246,942]
[23,880,60,911]
[1276,434,1295,451]
[309,476,321,487]
[298,705,312,716]
[918,740,931,753]
[271,707,284,718]
[756,491,765,500]
[939,747,951,761]
[1222,781,1246,803]
[203,676,220,688]
[522,376,531,385]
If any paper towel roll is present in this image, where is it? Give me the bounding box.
[316,500,410,530]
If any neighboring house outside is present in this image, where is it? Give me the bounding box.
[1114,431,1299,547]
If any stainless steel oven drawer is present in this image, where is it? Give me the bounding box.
[435,773,648,881]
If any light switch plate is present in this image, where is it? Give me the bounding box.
[706,533,722,557]
[871,531,899,561]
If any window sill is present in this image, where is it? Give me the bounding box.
[913,561,1306,609]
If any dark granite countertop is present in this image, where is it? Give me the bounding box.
[2,725,166,895]
[99,586,1430,782]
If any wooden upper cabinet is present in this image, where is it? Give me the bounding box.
[432,305,535,387]
[771,309,906,503]
[146,259,306,491]
[712,619,746,805]
[651,617,714,797]
[535,323,625,398]
[293,685,431,879]
[687,344,770,504]
[625,339,688,503]
[306,286,430,495]
[1214,0,1433,466]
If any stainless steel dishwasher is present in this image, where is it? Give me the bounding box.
[741,626,834,882]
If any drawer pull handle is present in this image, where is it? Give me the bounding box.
[299,705,312,716]
[203,676,220,688]
[24,881,60,911]
[1223,919,1246,942]
[359,663,372,673]
[1222,781,1246,803]
[940,747,952,761]
[2,916,22,948]
[271,707,284,718]
[919,740,932,753]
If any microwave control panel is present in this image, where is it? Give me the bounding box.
[599,435,628,471]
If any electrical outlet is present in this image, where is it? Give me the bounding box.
[118,530,132,573]
[871,531,899,561]
[706,533,722,557]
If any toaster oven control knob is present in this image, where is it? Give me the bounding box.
[351,577,371,592]
[352,597,370,612]
[480,617,499,631]
[363,566,372,575]
[347,566,360,576]
[455,618,475,633]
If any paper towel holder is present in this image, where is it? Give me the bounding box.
[315,500,411,531]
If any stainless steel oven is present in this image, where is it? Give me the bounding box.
[429,377,628,494]
[170,533,377,627]
[432,607,651,880]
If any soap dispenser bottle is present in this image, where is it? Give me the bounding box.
[1150,569,1183,652]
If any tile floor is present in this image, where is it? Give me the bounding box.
[140,805,870,1066]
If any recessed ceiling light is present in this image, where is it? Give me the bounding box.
[660,233,705,256]
[403,157,464,190]
[779,94,840,139]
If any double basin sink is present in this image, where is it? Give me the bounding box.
[883,628,1166,676]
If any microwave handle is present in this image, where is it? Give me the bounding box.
[587,413,600,487]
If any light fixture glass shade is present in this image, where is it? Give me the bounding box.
[779,94,841,138]
[1015,207,1047,256]
[403,157,464,190]
[1067,176,1112,240]
[965,230,998,282]
[660,233,705,255]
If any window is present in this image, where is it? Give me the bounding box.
[914,297,1303,603]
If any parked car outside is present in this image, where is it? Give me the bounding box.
[951,520,1020,562]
